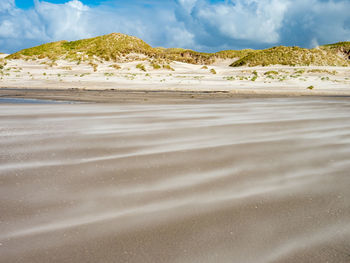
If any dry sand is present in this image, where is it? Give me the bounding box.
[1,98,350,263]
[0,57,349,97]
[1,56,350,262]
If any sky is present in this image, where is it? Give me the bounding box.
[0,0,349,53]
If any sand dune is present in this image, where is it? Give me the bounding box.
[0,58,349,96]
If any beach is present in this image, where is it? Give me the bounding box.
[1,1,349,262]
[1,55,349,96]
[1,97,350,263]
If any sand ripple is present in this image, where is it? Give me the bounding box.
[1,97,350,262]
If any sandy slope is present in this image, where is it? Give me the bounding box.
[1,57,349,96]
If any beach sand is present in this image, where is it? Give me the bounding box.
[1,98,350,263]
[1,56,350,262]
[0,57,349,96]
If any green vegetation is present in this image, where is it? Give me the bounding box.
[157,48,214,64]
[110,64,121,70]
[307,85,314,90]
[264,70,279,75]
[224,76,235,81]
[214,49,255,60]
[89,62,98,72]
[230,43,350,67]
[7,33,154,62]
[4,33,350,67]
[80,73,90,77]
[60,66,72,70]
[163,64,175,71]
[294,69,305,74]
[4,33,253,65]
[251,71,258,81]
[210,68,217,74]
[307,69,337,75]
[201,65,208,69]
[151,62,161,69]
[0,58,7,70]
[6,33,218,65]
[136,63,146,71]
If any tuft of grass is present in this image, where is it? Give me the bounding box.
[60,66,72,70]
[294,69,305,74]
[151,62,161,69]
[136,63,146,71]
[89,62,98,72]
[110,64,121,70]
[201,65,208,69]
[307,85,314,90]
[210,68,217,74]
[163,64,175,71]
[80,73,90,77]
[307,69,337,75]
[264,70,279,75]
[251,70,258,81]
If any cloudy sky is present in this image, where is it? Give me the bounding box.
[0,0,349,53]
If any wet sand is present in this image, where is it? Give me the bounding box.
[1,88,349,105]
[1,97,350,262]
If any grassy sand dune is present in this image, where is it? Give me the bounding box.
[231,43,350,67]
[5,33,350,67]
[1,33,349,96]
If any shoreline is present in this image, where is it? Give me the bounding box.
[1,87,350,104]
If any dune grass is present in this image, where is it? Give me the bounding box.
[136,63,146,72]
[230,43,350,67]
[5,33,350,67]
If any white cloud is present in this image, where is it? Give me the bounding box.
[0,0,349,53]
[0,0,193,53]
[0,0,93,50]
[196,0,288,43]
[283,0,350,47]
[0,0,15,12]
[33,0,90,40]
[177,0,198,13]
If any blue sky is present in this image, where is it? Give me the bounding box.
[15,0,104,9]
[1,0,350,53]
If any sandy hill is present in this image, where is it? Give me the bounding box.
[231,42,350,67]
[5,33,350,67]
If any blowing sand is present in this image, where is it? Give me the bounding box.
[0,57,349,96]
[1,98,350,263]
